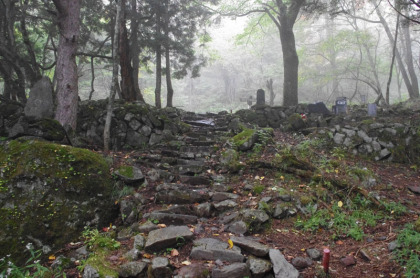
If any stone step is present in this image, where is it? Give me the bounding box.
[155,183,211,204]
[144,211,198,225]
[179,175,212,185]
[192,140,216,147]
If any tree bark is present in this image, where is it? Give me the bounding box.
[401,18,419,99]
[164,0,174,107]
[155,3,162,108]
[275,0,305,107]
[130,0,145,102]
[375,4,419,99]
[165,46,174,107]
[266,78,275,106]
[53,0,81,133]
[386,14,400,104]
[119,0,137,102]
[104,0,122,152]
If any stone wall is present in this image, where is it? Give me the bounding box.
[235,104,420,164]
[75,100,190,150]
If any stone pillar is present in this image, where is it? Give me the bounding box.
[256,89,265,105]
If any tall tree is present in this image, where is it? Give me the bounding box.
[119,0,145,102]
[154,0,163,108]
[104,0,123,152]
[53,0,82,132]
[219,0,310,106]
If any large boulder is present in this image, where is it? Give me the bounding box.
[0,139,118,264]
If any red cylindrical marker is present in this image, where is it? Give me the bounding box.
[323,248,330,274]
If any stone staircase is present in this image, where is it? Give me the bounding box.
[82,112,303,278]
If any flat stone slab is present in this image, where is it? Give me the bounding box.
[269,249,299,278]
[118,261,148,278]
[190,238,244,262]
[211,263,250,278]
[114,166,145,184]
[230,236,269,257]
[212,192,239,202]
[155,183,210,204]
[145,226,194,252]
[145,212,197,225]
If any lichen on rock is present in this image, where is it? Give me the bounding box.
[0,139,118,264]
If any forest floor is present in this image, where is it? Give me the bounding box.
[59,128,419,278]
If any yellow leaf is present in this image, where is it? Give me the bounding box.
[171,249,179,257]
[143,253,153,259]
[182,260,191,265]
[228,239,234,249]
[48,255,56,261]
[213,233,219,236]
[338,201,343,208]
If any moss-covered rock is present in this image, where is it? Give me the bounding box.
[232,128,257,151]
[286,113,306,131]
[0,139,118,264]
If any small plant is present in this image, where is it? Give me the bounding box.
[393,224,420,278]
[0,243,65,278]
[176,236,186,248]
[82,227,120,251]
[380,201,407,216]
[253,185,265,195]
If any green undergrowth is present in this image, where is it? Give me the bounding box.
[394,223,420,278]
[295,194,407,241]
[79,228,120,278]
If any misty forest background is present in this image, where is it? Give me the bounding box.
[1,0,420,116]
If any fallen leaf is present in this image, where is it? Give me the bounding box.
[171,249,179,257]
[181,260,191,265]
[48,255,56,261]
[143,253,153,259]
[213,233,219,236]
[228,239,234,249]
[336,240,344,245]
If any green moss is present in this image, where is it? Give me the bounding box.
[300,195,313,206]
[232,128,256,147]
[253,185,265,195]
[361,119,375,125]
[84,250,119,278]
[0,139,110,187]
[116,165,134,178]
[0,139,115,265]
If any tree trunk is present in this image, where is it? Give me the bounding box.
[266,78,275,106]
[375,5,419,99]
[275,0,305,107]
[279,23,299,106]
[89,56,95,100]
[164,0,174,107]
[166,47,174,107]
[53,0,82,133]
[401,18,419,99]
[386,14,400,104]
[155,4,162,108]
[119,0,137,102]
[130,0,145,102]
[104,0,122,152]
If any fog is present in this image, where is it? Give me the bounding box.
[76,1,420,113]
